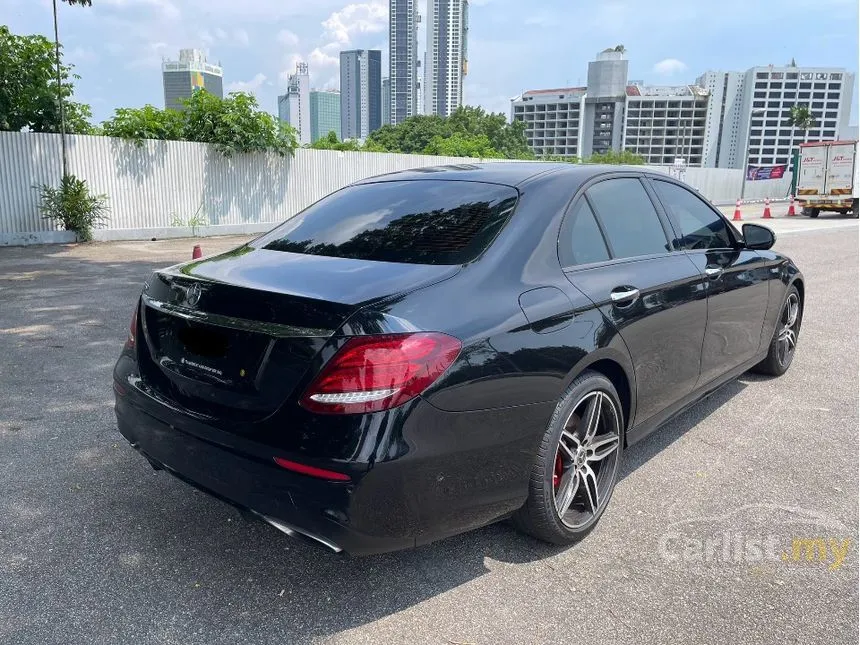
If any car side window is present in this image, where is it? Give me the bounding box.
[559,199,610,267]
[652,180,735,251]
[585,178,670,259]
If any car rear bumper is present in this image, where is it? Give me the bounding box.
[114,373,551,555]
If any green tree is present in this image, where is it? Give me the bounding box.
[585,149,645,165]
[0,26,92,133]
[422,132,503,158]
[181,91,297,156]
[786,105,816,142]
[101,91,298,156]
[101,105,185,144]
[309,131,362,151]
[365,106,533,160]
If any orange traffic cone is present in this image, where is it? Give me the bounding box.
[192,244,202,259]
[787,195,797,216]
[762,198,772,219]
[732,199,742,221]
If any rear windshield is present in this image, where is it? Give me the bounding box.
[258,180,519,265]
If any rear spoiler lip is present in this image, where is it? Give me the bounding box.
[141,294,335,338]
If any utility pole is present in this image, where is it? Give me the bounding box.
[52,0,68,178]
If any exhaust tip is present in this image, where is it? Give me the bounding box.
[256,513,342,553]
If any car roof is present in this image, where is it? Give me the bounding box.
[351,162,659,188]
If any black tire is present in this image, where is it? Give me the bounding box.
[513,370,624,546]
[808,208,820,218]
[752,285,802,376]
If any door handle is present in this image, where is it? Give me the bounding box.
[610,287,640,305]
[704,266,723,279]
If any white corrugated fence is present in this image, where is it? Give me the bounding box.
[0,131,792,245]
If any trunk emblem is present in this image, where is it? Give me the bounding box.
[185,283,202,307]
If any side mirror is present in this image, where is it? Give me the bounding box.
[742,223,776,250]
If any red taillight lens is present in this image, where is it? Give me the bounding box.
[300,333,461,415]
[126,302,138,348]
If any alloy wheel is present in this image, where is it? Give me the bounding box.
[777,293,800,366]
[552,390,621,529]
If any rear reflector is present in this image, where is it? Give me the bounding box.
[299,332,461,414]
[273,457,351,481]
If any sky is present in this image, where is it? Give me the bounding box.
[5,0,859,125]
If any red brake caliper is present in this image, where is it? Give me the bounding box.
[553,452,563,490]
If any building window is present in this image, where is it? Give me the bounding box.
[830,73,842,80]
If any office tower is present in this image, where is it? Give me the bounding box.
[340,50,382,140]
[382,78,391,126]
[277,62,311,146]
[424,0,469,117]
[389,0,420,124]
[162,49,223,110]
[310,89,341,142]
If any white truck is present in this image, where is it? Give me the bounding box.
[796,140,859,217]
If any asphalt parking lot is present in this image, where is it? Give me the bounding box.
[1,217,857,645]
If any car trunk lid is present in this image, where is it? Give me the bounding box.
[137,246,459,421]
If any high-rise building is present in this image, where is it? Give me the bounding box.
[696,71,746,168]
[340,50,382,140]
[705,65,855,169]
[424,0,469,117]
[309,89,341,142]
[277,62,311,146]
[382,78,391,126]
[389,0,420,124]
[623,85,709,166]
[511,50,855,169]
[162,49,223,110]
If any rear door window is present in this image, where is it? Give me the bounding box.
[258,180,519,265]
[585,178,671,259]
[559,199,610,266]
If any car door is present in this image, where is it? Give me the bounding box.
[649,178,770,387]
[559,175,708,427]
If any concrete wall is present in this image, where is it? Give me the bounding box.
[0,131,792,245]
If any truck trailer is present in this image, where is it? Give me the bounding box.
[795,140,859,217]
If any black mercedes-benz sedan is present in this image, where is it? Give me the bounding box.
[114,163,804,555]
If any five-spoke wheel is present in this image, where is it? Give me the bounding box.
[514,371,624,545]
[553,391,621,528]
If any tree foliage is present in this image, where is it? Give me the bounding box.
[101,105,184,142]
[586,149,645,165]
[0,26,92,133]
[537,149,645,165]
[423,132,504,158]
[787,105,816,132]
[101,91,298,156]
[366,106,534,159]
[310,131,363,151]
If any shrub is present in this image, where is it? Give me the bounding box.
[35,174,109,242]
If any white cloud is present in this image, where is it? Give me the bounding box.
[68,46,99,64]
[277,29,300,47]
[234,29,250,47]
[653,58,688,75]
[308,48,339,70]
[226,73,267,95]
[321,1,388,45]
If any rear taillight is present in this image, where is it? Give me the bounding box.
[299,333,461,415]
[126,302,139,349]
